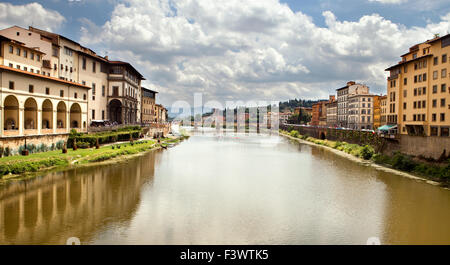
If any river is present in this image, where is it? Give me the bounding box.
[0,129,449,245]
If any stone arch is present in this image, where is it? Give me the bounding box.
[108,99,122,124]
[70,103,82,129]
[57,101,67,129]
[42,99,53,129]
[3,95,19,130]
[24,98,38,130]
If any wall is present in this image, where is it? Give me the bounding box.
[383,135,450,160]
[0,133,68,155]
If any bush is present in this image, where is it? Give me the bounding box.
[372,154,392,165]
[289,130,300,138]
[0,158,68,176]
[391,152,417,172]
[360,145,374,160]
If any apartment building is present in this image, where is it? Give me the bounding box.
[336,81,369,128]
[385,34,450,137]
[373,95,382,130]
[380,95,387,126]
[311,96,335,126]
[155,104,167,123]
[0,26,145,126]
[347,94,376,130]
[141,87,157,124]
[0,35,90,137]
[326,100,338,127]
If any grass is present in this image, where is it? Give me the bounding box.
[0,138,183,179]
[281,129,450,184]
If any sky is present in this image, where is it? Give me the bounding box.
[1,0,450,108]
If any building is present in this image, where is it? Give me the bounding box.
[155,104,167,123]
[336,81,370,128]
[0,35,90,138]
[385,34,450,137]
[0,26,145,126]
[373,95,382,130]
[347,94,375,130]
[326,100,338,127]
[279,111,291,124]
[380,95,387,126]
[311,96,335,126]
[141,87,157,124]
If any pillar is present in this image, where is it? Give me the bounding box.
[19,107,24,135]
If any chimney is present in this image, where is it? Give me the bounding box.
[347,81,356,86]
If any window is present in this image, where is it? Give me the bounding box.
[404,78,407,85]
[92,110,95,120]
[83,94,87,100]
[9,81,14,90]
[16,65,20,70]
[52,47,58,57]
[442,68,447,78]
[24,67,28,71]
[23,50,27,58]
[432,114,437,122]
[102,85,105,96]
[403,102,407,109]
[29,85,34,93]
[433,85,438,93]
[92,84,96,95]
[441,113,445,122]
[433,99,437,107]
[82,81,86,86]
[414,101,417,109]
[433,71,438,80]
[30,69,34,73]
[413,53,417,59]
[36,54,40,61]
[8,45,13,53]
[403,90,407,97]
[16,48,20,56]
[422,100,426,108]
[434,56,438,65]
[441,98,446,107]
[441,127,450,137]
[423,87,426,94]
[54,64,57,70]
[102,110,105,120]
[442,54,447,63]
[31,53,34,60]
[442,84,447,93]
[413,114,417,121]
[8,63,13,68]
[45,87,50,95]
[403,115,406,121]
[422,114,426,121]
[82,57,86,70]
[60,90,64,97]
[414,88,417,96]
[423,73,427,81]
[64,47,73,56]
[61,64,64,70]
[92,62,96,73]
[414,76,417,83]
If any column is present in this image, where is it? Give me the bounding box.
[19,107,24,135]
[53,109,57,134]
[37,109,42,135]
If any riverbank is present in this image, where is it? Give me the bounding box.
[0,135,189,184]
[280,130,449,188]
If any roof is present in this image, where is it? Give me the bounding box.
[142,87,158,94]
[385,54,433,71]
[109,61,145,80]
[0,65,91,89]
[0,35,45,54]
[336,85,349,91]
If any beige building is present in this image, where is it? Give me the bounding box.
[380,95,387,126]
[141,87,157,124]
[0,35,89,138]
[348,94,376,130]
[0,26,145,126]
[325,100,337,127]
[385,34,450,136]
[336,81,370,128]
[155,104,167,123]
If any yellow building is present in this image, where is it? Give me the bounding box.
[373,95,381,130]
[385,34,450,137]
[379,95,387,126]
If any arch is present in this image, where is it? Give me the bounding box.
[3,95,19,130]
[70,103,82,129]
[42,99,53,129]
[320,132,326,140]
[108,99,122,124]
[24,98,38,130]
[57,101,67,129]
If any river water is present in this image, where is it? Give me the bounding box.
[0,129,449,245]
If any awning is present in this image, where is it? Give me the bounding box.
[378,125,397,131]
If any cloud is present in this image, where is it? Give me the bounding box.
[0,2,65,32]
[368,0,408,4]
[79,0,450,106]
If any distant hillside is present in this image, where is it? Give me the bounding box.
[278,99,322,112]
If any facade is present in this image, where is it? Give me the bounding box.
[155,104,167,123]
[141,87,157,124]
[0,26,145,127]
[380,95,387,126]
[0,35,89,138]
[385,34,450,136]
[336,81,370,128]
[326,100,338,127]
[347,94,375,130]
[373,95,382,130]
[279,111,291,124]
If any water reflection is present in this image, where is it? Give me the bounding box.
[0,150,159,244]
[0,132,449,245]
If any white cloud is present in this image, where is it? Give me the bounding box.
[0,2,65,32]
[368,0,408,4]
[79,0,450,106]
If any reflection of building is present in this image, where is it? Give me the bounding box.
[385,34,450,137]
[141,87,157,124]
[0,150,158,244]
[0,35,89,138]
[336,81,369,128]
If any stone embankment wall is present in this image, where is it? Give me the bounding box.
[0,134,69,155]
[280,124,450,160]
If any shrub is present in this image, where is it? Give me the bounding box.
[391,152,417,172]
[372,154,392,165]
[289,130,300,138]
[360,145,374,160]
